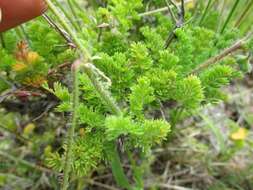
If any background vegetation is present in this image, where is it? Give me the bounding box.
[0,0,253,189]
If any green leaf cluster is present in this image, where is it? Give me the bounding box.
[0,0,252,186]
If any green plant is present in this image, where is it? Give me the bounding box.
[0,0,253,189]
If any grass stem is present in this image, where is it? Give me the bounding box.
[199,0,213,25]
[220,0,240,34]
[235,0,253,28]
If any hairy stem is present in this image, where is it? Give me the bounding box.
[62,67,80,190]
[45,1,130,189]
[80,62,131,189]
[83,63,122,115]
[76,62,130,189]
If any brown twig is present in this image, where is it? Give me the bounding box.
[164,0,185,49]
[0,150,56,174]
[32,102,58,122]
[165,0,177,24]
[48,62,72,75]
[42,14,76,49]
[85,179,120,190]
[191,30,253,74]
[138,0,192,17]
[191,40,244,74]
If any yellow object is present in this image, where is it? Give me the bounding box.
[230,128,247,141]
[12,62,27,71]
[79,128,86,136]
[23,123,36,135]
[44,145,53,156]
[27,52,40,63]
[23,75,47,87]
[174,0,195,9]
[186,1,195,9]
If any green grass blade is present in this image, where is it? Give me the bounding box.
[220,0,240,34]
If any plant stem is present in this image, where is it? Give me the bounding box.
[198,113,225,153]
[44,0,91,62]
[235,0,253,28]
[138,0,192,17]
[83,63,122,115]
[0,124,29,144]
[54,0,81,32]
[107,142,132,190]
[191,31,253,74]
[44,3,85,189]
[81,63,131,189]
[220,0,240,34]
[199,0,213,25]
[67,0,81,28]
[45,1,130,189]
[0,150,54,174]
[171,107,184,129]
[62,67,80,190]
[42,14,76,48]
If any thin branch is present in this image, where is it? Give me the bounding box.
[45,0,91,62]
[32,102,57,122]
[19,25,31,46]
[165,0,178,24]
[164,31,176,49]
[0,150,55,174]
[191,31,253,74]
[167,0,178,10]
[0,124,30,144]
[146,183,193,190]
[158,100,169,122]
[42,14,76,48]
[67,0,82,29]
[85,179,120,190]
[44,1,130,189]
[81,63,121,115]
[54,0,81,32]
[138,0,192,17]
[180,0,185,21]
[61,65,80,190]
[48,62,72,76]
[164,0,185,49]
[192,40,243,74]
